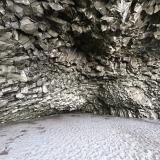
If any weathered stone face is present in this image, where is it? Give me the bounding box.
[0,0,160,123]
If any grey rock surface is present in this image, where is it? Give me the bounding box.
[0,0,160,122]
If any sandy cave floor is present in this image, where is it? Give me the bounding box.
[0,114,160,160]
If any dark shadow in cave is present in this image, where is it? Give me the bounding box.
[72,32,110,59]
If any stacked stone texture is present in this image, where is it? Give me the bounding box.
[0,0,160,122]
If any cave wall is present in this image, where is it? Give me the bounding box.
[0,0,160,123]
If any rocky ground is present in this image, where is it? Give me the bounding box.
[0,0,160,122]
[0,114,160,160]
